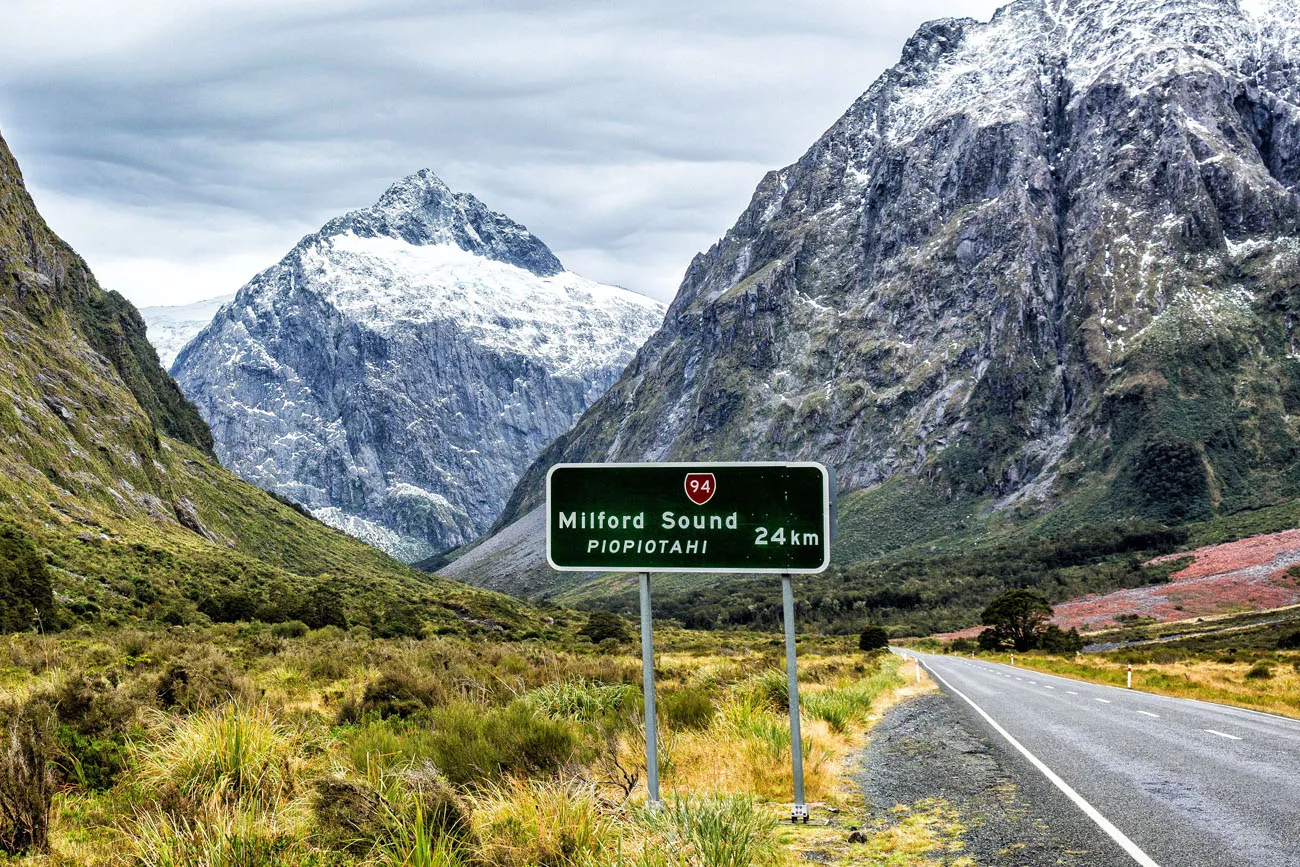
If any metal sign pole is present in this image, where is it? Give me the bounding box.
[639,571,661,808]
[782,573,808,823]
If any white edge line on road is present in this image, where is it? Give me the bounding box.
[1205,729,1242,741]
[921,660,1163,867]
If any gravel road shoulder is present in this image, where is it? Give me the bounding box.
[848,692,1117,866]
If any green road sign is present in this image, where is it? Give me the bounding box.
[545,462,833,573]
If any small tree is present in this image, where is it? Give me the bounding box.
[980,589,1053,652]
[858,626,890,651]
[578,611,632,644]
[0,525,53,634]
[1038,624,1084,654]
[977,627,1005,652]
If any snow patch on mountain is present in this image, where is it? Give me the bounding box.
[140,294,235,369]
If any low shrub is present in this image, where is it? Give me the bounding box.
[38,671,142,791]
[661,688,715,731]
[1245,662,1274,680]
[1278,631,1300,651]
[340,669,446,723]
[577,611,632,644]
[425,702,583,787]
[270,620,310,639]
[155,647,257,712]
[312,777,389,853]
[0,703,53,856]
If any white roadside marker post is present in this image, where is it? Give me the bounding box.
[1127,663,1133,689]
[639,572,661,809]
[781,573,808,824]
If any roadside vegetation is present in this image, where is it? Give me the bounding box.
[0,621,907,866]
[922,606,1300,719]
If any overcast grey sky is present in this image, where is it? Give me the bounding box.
[1,0,1006,307]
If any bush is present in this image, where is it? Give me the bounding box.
[424,702,582,788]
[1278,631,1300,651]
[270,620,309,639]
[0,524,54,634]
[1245,662,1274,680]
[661,688,715,731]
[342,669,445,722]
[39,671,140,791]
[1038,625,1085,655]
[0,703,53,856]
[577,611,633,644]
[312,777,389,853]
[155,647,257,712]
[858,626,890,651]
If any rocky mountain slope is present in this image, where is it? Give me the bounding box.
[0,128,532,635]
[456,0,1300,598]
[140,294,234,368]
[172,171,664,562]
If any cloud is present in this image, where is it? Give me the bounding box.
[1,0,1007,306]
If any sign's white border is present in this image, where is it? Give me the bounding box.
[544,461,833,575]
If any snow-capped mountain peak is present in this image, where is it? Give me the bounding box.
[171,175,665,562]
[314,168,564,276]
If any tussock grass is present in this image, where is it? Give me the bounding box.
[635,795,781,867]
[128,804,313,867]
[470,778,616,867]
[523,678,640,722]
[135,703,306,810]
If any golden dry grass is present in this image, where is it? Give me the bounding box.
[1002,653,1300,718]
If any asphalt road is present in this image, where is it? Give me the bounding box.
[906,651,1300,866]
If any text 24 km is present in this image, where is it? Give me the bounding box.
[754,527,820,546]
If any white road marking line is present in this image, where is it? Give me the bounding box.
[1028,680,1037,684]
[1044,685,1055,690]
[1095,698,1112,704]
[1205,729,1242,741]
[922,661,1163,867]
[1067,691,1079,695]
[1137,711,1160,718]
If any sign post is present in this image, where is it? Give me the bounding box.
[545,462,833,821]
[639,571,661,807]
[781,573,808,822]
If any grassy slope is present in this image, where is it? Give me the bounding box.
[0,129,532,635]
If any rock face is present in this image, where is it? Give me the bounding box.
[173,171,664,562]
[496,0,1300,538]
[141,294,234,369]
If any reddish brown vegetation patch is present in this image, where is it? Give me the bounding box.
[935,529,1300,638]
